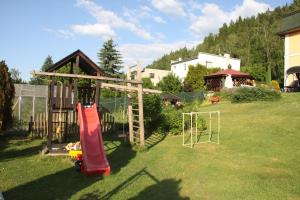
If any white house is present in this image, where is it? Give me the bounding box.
[170,52,241,81]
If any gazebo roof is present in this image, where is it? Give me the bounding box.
[46,49,104,76]
[204,69,253,79]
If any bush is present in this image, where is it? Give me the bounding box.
[141,94,162,128]
[271,80,280,91]
[231,87,281,103]
[157,74,182,92]
[156,100,205,135]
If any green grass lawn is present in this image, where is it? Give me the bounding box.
[1,93,300,199]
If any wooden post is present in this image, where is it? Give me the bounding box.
[18,96,22,121]
[95,72,101,109]
[32,96,35,121]
[137,63,145,146]
[47,76,55,149]
[127,66,134,144]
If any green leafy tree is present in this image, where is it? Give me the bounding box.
[9,68,23,84]
[98,39,123,77]
[0,61,15,131]
[184,64,220,91]
[241,64,266,81]
[30,55,53,85]
[157,74,182,92]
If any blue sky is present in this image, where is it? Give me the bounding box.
[0,0,292,80]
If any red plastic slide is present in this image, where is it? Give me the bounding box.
[77,103,110,175]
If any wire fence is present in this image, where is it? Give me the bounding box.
[12,84,205,125]
[13,84,48,123]
[100,90,205,113]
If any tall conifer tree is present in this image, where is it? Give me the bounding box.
[98,39,123,77]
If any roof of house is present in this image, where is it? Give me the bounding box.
[46,49,104,76]
[277,10,300,36]
[204,69,254,79]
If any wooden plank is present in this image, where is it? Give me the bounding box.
[47,77,55,149]
[137,63,145,146]
[32,71,142,84]
[127,66,134,144]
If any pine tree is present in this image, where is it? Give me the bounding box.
[41,55,53,71]
[0,60,15,131]
[98,39,123,77]
[29,55,53,85]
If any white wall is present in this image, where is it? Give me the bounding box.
[171,52,241,81]
[141,68,170,86]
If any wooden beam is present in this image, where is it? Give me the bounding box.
[32,71,162,94]
[47,76,55,149]
[127,67,134,144]
[32,71,142,84]
[95,72,100,108]
[137,63,145,147]
[100,83,161,94]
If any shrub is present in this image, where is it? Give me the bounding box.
[231,87,281,103]
[157,100,205,135]
[184,64,219,91]
[271,80,280,91]
[141,94,162,128]
[157,74,182,92]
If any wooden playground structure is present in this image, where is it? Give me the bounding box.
[32,50,161,149]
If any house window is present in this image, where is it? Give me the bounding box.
[206,61,212,68]
[149,73,155,78]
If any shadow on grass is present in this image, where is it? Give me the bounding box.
[0,132,43,162]
[129,179,189,200]
[103,133,136,175]
[3,167,99,200]
[0,144,43,162]
[79,168,189,200]
[144,132,167,150]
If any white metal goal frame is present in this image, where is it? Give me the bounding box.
[182,111,220,148]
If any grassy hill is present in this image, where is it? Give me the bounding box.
[1,93,300,199]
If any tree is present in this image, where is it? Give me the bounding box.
[142,78,155,89]
[0,61,15,131]
[146,1,300,85]
[29,55,53,85]
[9,68,23,84]
[157,74,182,93]
[184,64,219,91]
[98,39,123,77]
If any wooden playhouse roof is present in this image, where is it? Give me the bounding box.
[204,69,254,79]
[46,49,104,76]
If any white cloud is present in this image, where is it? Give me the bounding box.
[118,41,197,68]
[230,0,271,20]
[189,0,272,38]
[153,16,166,24]
[70,24,115,39]
[123,6,166,25]
[151,0,186,17]
[43,27,74,39]
[75,0,155,41]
